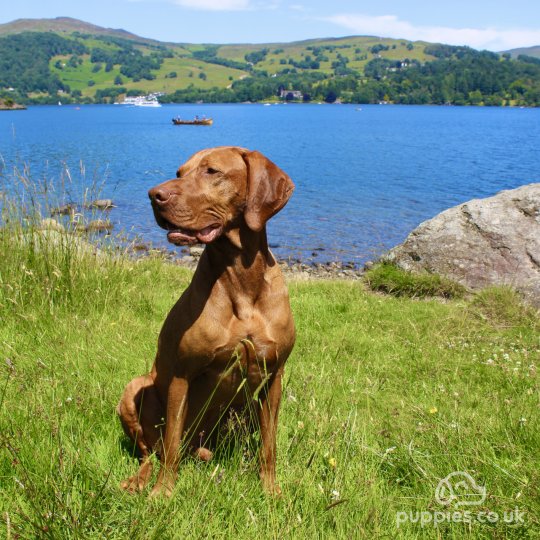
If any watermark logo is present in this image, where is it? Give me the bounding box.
[435,471,486,507]
[396,471,525,528]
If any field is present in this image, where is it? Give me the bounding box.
[46,34,437,100]
[49,52,247,97]
[216,37,435,76]
[0,175,538,538]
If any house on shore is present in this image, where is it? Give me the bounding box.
[280,89,303,101]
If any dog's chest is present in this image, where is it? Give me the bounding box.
[160,274,294,394]
[179,308,286,364]
[179,312,290,402]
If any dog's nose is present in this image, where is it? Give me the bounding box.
[148,186,172,205]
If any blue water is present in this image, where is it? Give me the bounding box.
[1,103,539,264]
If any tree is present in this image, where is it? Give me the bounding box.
[114,75,123,85]
[324,90,337,103]
[67,56,79,68]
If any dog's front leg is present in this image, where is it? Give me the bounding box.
[150,376,189,498]
[258,366,283,495]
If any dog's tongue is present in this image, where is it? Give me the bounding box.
[167,225,221,245]
[196,225,221,243]
[167,230,197,245]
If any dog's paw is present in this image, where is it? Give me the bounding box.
[120,461,153,493]
[148,482,174,498]
[261,475,282,497]
[267,483,282,497]
[148,469,177,498]
[194,447,214,462]
[120,474,149,493]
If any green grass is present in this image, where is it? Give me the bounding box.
[51,52,248,97]
[50,55,125,94]
[0,182,538,538]
[365,262,468,299]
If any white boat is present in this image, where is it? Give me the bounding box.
[137,97,161,107]
[120,95,161,107]
[121,96,139,105]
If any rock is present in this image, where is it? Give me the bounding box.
[189,246,205,257]
[0,99,26,110]
[51,203,75,216]
[39,218,64,232]
[84,220,113,233]
[20,230,102,258]
[87,219,113,233]
[383,184,540,306]
[87,199,115,210]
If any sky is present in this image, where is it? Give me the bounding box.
[2,0,540,51]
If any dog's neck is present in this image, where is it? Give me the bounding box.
[202,224,274,303]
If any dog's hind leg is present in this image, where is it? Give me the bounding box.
[117,375,163,492]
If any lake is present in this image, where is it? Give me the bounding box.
[1,103,539,265]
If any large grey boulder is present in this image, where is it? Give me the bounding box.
[18,229,103,258]
[383,183,540,306]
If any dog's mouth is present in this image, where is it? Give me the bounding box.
[159,218,223,245]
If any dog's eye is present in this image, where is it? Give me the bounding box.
[206,167,220,175]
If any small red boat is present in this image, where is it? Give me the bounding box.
[172,117,213,125]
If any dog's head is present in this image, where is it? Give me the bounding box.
[148,146,294,245]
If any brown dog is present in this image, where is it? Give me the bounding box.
[117,146,295,496]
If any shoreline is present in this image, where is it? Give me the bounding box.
[134,243,366,280]
[30,216,368,280]
[12,101,539,109]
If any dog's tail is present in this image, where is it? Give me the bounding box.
[117,375,155,455]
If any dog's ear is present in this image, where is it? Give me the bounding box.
[242,150,294,232]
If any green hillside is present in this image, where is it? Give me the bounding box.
[1,17,540,106]
[503,45,540,59]
[0,17,437,102]
[0,16,158,44]
[47,33,439,99]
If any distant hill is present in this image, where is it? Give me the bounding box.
[502,45,540,59]
[0,17,539,107]
[0,18,437,101]
[0,16,157,44]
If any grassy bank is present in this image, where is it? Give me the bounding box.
[0,218,539,538]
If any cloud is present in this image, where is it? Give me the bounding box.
[166,0,281,11]
[324,13,540,51]
[172,0,251,11]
